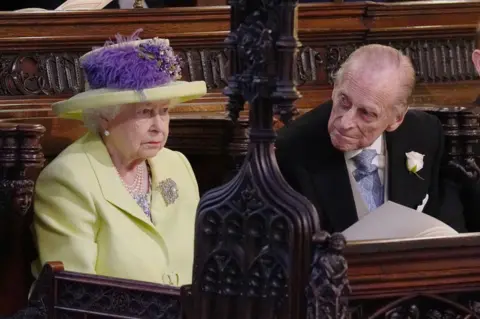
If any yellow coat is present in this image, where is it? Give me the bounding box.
[32,132,199,286]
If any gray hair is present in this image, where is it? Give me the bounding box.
[333,44,416,116]
[83,105,123,133]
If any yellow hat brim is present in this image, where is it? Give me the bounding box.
[52,81,207,121]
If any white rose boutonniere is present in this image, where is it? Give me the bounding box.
[406,151,425,179]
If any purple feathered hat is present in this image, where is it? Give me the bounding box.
[81,28,182,91]
[52,29,207,119]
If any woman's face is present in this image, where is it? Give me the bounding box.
[103,101,171,162]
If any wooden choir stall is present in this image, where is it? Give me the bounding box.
[2,0,480,318]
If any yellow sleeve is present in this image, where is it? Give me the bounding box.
[176,151,200,201]
[33,160,99,275]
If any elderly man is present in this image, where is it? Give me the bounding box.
[276,44,466,234]
[472,24,480,87]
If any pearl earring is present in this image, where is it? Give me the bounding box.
[104,130,110,137]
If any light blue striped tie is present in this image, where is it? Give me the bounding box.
[352,149,384,212]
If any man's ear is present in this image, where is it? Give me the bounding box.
[472,49,480,75]
[385,107,407,132]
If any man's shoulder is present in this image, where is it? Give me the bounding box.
[404,109,442,128]
[276,100,333,149]
[401,109,443,138]
[392,109,444,158]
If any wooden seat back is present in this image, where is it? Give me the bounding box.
[16,262,184,319]
[0,123,45,315]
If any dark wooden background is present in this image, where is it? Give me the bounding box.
[2,2,480,318]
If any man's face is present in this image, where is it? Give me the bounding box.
[327,71,405,152]
[472,49,480,75]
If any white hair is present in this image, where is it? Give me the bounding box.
[83,105,123,133]
[333,44,416,116]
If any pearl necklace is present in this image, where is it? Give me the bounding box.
[118,163,146,195]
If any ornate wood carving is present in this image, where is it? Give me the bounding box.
[348,294,478,319]
[343,234,480,319]
[0,123,45,316]
[177,49,229,89]
[5,3,480,318]
[0,53,84,96]
[53,281,180,318]
[189,0,341,317]
[419,107,480,170]
[297,39,480,86]
[306,232,350,319]
[0,50,229,96]
[0,2,478,113]
[11,262,182,319]
[1,38,477,98]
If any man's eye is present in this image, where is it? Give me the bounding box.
[361,109,375,118]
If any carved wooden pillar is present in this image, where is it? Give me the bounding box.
[425,106,480,165]
[0,123,45,316]
[423,107,464,162]
[189,0,325,318]
[458,110,480,165]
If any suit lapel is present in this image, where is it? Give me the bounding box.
[306,142,358,232]
[386,130,425,209]
[148,150,175,227]
[82,133,155,229]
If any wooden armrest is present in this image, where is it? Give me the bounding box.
[26,262,183,319]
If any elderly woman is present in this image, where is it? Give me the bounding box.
[31,30,206,286]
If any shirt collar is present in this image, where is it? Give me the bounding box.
[344,134,384,160]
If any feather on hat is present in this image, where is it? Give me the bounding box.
[52,29,206,120]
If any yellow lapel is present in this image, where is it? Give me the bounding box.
[148,150,176,226]
[82,133,154,228]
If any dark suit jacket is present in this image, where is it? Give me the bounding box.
[275,100,467,233]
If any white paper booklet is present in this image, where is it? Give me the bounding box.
[342,201,458,241]
[14,0,113,12]
[56,0,114,10]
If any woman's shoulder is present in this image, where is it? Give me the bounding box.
[38,134,93,181]
[153,148,191,166]
[151,148,196,180]
[152,148,199,197]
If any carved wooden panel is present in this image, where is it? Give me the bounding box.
[1,38,477,98]
[298,39,479,86]
[178,49,229,89]
[0,123,45,316]
[53,279,181,318]
[0,53,84,96]
[349,293,478,318]
[10,262,183,319]
[190,0,326,317]
[0,50,229,96]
